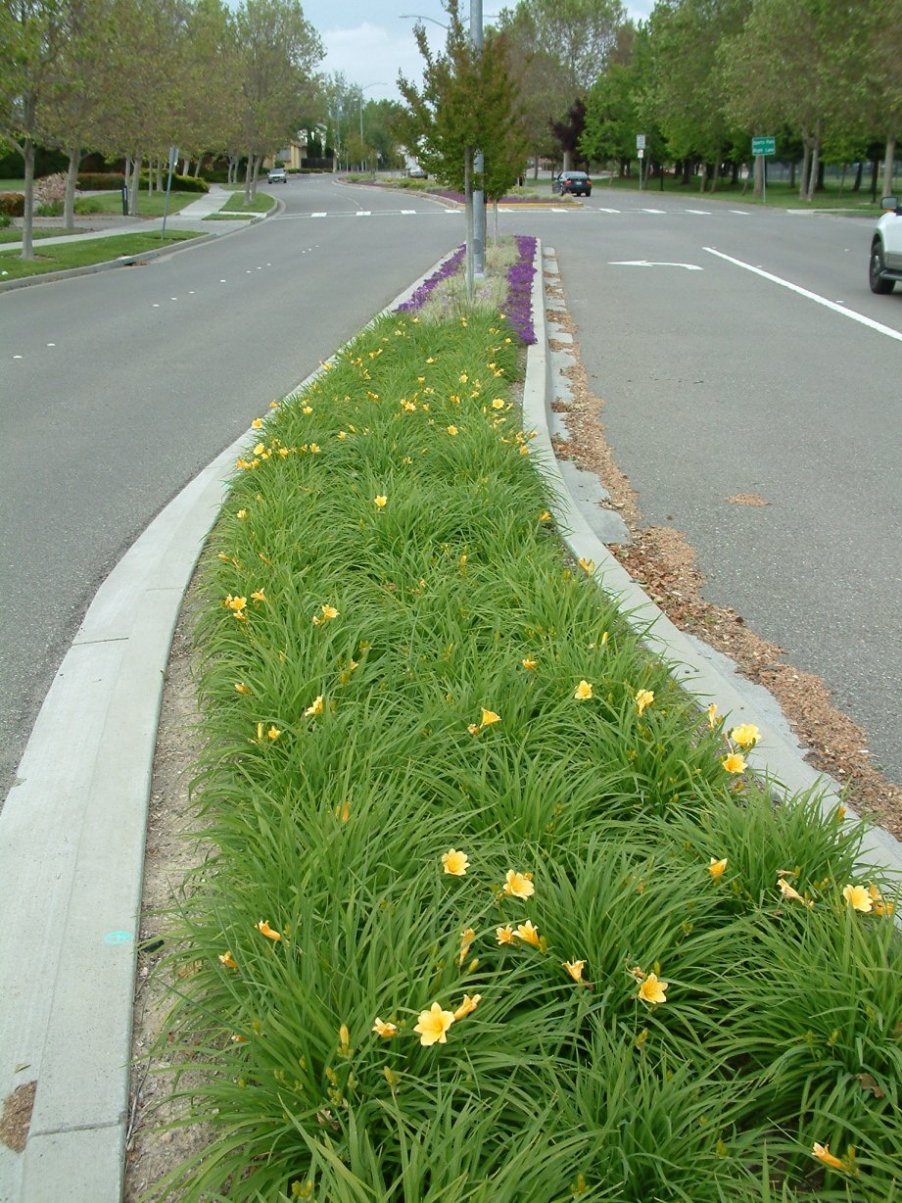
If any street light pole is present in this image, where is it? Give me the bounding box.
[470,0,485,279]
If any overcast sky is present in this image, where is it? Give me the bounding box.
[287,1,657,102]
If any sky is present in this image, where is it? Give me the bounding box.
[291,1,657,102]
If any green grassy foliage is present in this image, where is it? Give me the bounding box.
[152,302,900,1201]
[0,231,200,278]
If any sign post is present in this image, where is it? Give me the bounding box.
[161,144,178,238]
[751,136,776,204]
[636,134,646,191]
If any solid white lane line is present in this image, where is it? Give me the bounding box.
[703,247,902,343]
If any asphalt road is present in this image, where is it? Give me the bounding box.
[510,189,902,783]
[2,178,900,800]
[0,176,461,799]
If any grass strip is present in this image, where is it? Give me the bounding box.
[152,250,901,1203]
[218,191,276,215]
[0,230,200,279]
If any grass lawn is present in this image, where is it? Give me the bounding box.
[217,190,275,215]
[0,227,64,244]
[596,174,892,213]
[148,240,901,1202]
[0,230,200,279]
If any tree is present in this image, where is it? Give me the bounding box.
[397,0,527,289]
[233,0,322,198]
[497,0,626,169]
[0,0,70,257]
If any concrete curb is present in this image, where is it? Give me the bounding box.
[1,239,899,1201]
[0,184,274,293]
[524,241,902,881]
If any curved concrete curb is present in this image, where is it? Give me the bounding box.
[0,252,465,1202]
[1,239,898,1202]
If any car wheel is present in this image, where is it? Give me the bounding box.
[869,240,895,294]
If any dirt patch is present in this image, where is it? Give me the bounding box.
[0,1082,36,1154]
[124,583,213,1202]
[546,302,902,839]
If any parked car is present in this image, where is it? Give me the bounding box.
[267,166,287,184]
[553,170,592,197]
[407,166,427,179]
[869,196,902,294]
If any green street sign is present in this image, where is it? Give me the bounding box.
[752,136,776,156]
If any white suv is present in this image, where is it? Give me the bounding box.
[869,196,902,294]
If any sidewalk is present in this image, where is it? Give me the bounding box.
[0,184,261,256]
[1,243,900,1202]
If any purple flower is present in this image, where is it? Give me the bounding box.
[503,236,537,345]
[396,245,467,313]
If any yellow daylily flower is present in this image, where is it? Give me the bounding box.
[234,682,252,696]
[374,495,388,509]
[480,708,501,727]
[708,857,728,879]
[453,994,481,1020]
[256,920,282,941]
[722,753,746,774]
[563,960,586,983]
[574,680,593,701]
[441,849,469,877]
[503,870,535,900]
[521,656,537,670]
[842,884,872,913]
[372,1018,398,1038]
[414,1002,455,1046]
[730,723,760,749]
[218,950,238,969]
[707,702,718,729]
[635,689,655,716]
[515,920,542,948]
[496,925,516,945]
[637,972,668,1005]
[811,1143,847,1171]
[304,695,324,717]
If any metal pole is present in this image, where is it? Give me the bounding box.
[470,0,485,278]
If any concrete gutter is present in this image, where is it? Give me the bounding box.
[1,240,899,1202]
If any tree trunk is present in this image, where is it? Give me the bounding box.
[20,137,35,260]
[753,155,764,198]
[799,137,810,200]
[789,159,796,188]
[852,159,863,192]
[64,146,81,230]
[883,135,897,198]
[805,127,820,202]
[129,155,142,215]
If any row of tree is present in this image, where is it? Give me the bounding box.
[0,0,324,257]
[491,0,900,200]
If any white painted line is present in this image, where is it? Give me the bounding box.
[401,209,416,214]
[47,342,55,347]
[641,208,666,214]
[610,259,702,271]
[551,207,570,213]
[729,210,749,215]
[597,207,621,213]
[704,247,902,343]
[311,212,327,217]
[13,354,22,359]
[355,211,372,217]
[685,209,711,215]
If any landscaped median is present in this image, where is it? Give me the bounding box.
[151,238,900,1202]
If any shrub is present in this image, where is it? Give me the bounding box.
[34,172,68,207]
[73,198,105,214]
[35,202,63,217]
[0,211,10,229]
[139,171,209,193]
[76,172,126,191]
[0,192,25,217]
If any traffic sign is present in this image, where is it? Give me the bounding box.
[752,136,776,156]
[636,134,646,150]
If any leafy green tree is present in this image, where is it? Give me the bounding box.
[233,0,322,198]
[0,0,71,257]
[581,63,639,173]
[397,0,527,282]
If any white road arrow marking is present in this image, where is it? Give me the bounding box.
[609,260,702,270]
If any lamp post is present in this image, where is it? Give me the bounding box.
[470,0,485,279]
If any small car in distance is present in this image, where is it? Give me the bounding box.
[869,196,902,294]
[267,166,287,184]
[407,166,427,179]
[553,171,592,197]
